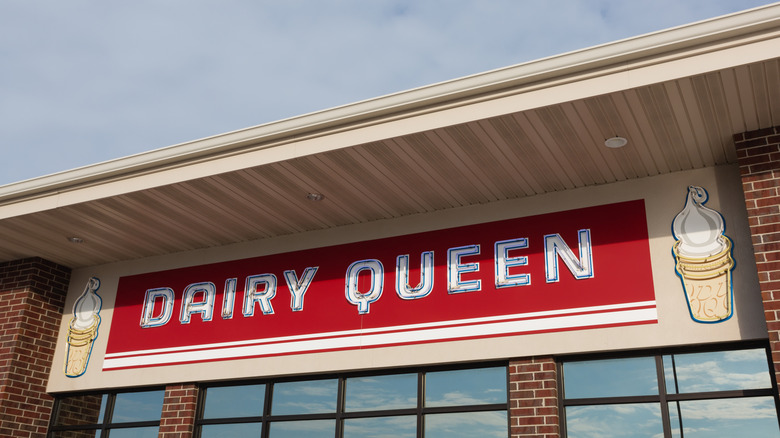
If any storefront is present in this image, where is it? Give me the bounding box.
[1,4,780,438]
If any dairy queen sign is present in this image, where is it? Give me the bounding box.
[102,199,656,371]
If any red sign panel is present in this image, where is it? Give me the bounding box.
[104,200,656,370]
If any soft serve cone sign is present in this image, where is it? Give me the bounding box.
[65,277,102,377]
[672,186,735,323]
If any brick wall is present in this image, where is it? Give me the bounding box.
[735,125,780,387]
[0,257,70,438]
[159,383,199,438]
[509,356,559,438]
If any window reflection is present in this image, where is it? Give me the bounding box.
[53,394,106,426]
[201,422,261,437]
[343,416,416,438]
[564,357,658,398]
[50,432,98,438]
[51,389,163,437]
[196,365,508,437]
[425,411,508,438]
[565,403,663,438]
[268,419,335,437]
[563,346,780,438]
[670,397,780,438]
[345,374,416,412]
[203,384,265,418]
[112,390,164,423]
[271,379,337,415]
[104,426,161,438]
[666,349,772,393]
[425,367,506,407]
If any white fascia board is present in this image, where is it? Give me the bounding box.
[1,2,780,215]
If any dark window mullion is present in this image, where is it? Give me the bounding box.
[335,377,344,438]
[558,361,569,438]
[666,388,776,401]
[417,371,424,438]
[101,393,116,438]
[669,354,684,438]
[656,354,672,438]
[340,408,419,419]
[193,385,206,438]
[262,382,273,438]
[421,403,507,415]
[563,395,661,406]
[763,344,780,430]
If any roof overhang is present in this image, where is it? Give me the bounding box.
[3,3,780,268]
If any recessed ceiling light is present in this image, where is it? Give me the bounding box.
[67,236,85,244]
[604,136,628,149]
[306,192,325,202]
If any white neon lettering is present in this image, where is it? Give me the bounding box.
[140,287,174,328]
[448,245,481,293]
[396,251,434,300]
[222,278,237,319]
[345,259,384,314]
[284,267,318,311]
[180,282,216,324]
[544,229,594,282]
[495,238,530,288]
[243,274,277,316]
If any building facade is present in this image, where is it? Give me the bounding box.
[1,4,780,438]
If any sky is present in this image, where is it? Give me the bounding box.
[0,0,775,187]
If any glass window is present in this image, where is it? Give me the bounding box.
[562,345,780,438]
[201,423,262,437]
[343,416,416,438]
[565,403,663,438]
[103,426,161,438]
[49,389,164,437]
[53,394,106,426]
[203,384,265,418]
[564,357,658,398]
[425,411,508,438]
[112,390,165,423]
[668,398,780,438]
[268,420,336,437]
[345,374,416,411]
[664,348,772,393]
[50,431,99,438]
[425,366,507,407]
[271,379,338,415]
[196,364,508,437]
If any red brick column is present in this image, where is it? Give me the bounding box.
[159,383,199,438]
[735,126,780,388]
[509,356,559,438]
[0,258,70,437]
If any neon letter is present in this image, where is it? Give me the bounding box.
[140,287,174,328]
[284,267,318,311]
[222,278,237,319]
[495,238,530,288]
[180,282,216,324]
[448,245,481,293]
[243,274,277,316]
[396,251,434,299]
[345,259,384,314]
[544,229,594,282]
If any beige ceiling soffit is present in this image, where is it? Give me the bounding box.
[1,3,779,209]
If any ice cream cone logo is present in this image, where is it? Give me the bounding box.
[672,186,735,323]
[65,277,102,377]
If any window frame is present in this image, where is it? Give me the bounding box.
[194,362,510,438]
[47,387,166,437]
[558,341,780,437]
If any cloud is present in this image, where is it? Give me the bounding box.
[0,0,774,185]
